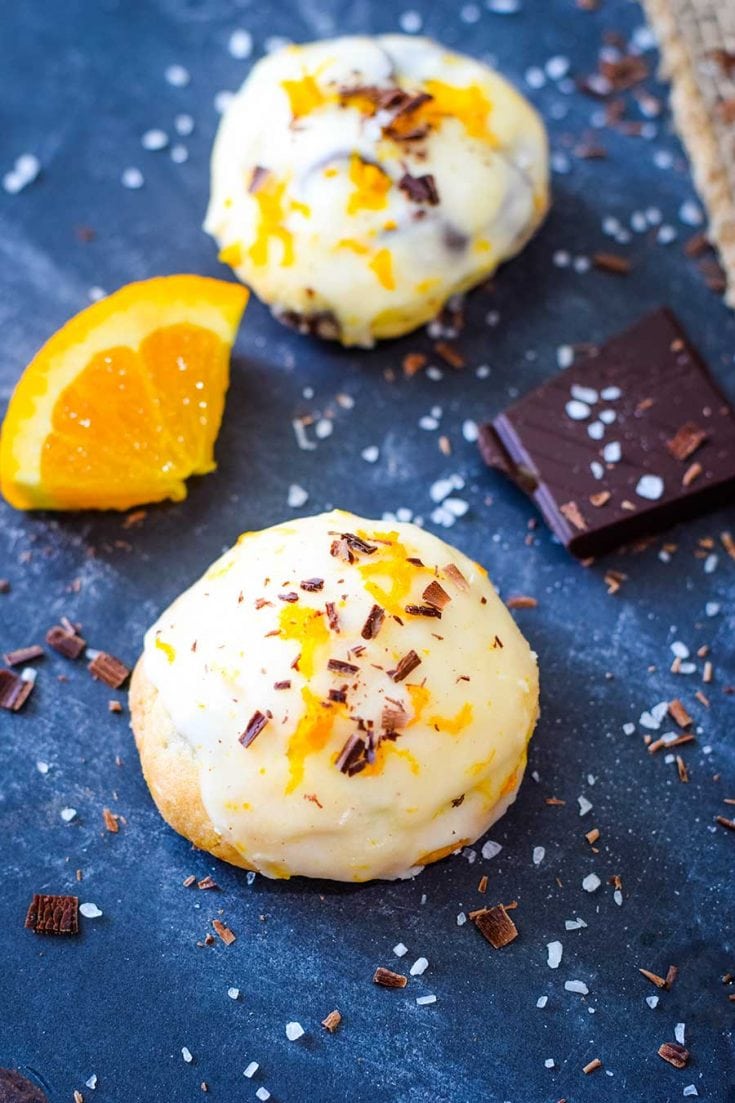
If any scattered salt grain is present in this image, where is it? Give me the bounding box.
[214,91,235,114]
[3,153,41,194]
[582,873,601,893]
[165,64,190,87]
[646,994,659,1009]
[142,129,168,151]
[657,224,677,245]
[361,445,379,463]
[590,461,604,480]
[533,846,545,866]
[416,994,437,1006]
[287,483,308,508]
[462,419,479,442]
[419,415,440,431]
[570,384,597,404]
[171,145,189,164]
[525,67,546,89]
[547,941,563,969]
[671,641,690,659]
[285,1021,305,1041]
[705,602,720,617]
[704,553,718,574]
[588,421,605,440]
[602,441,621,463]
[482,840,502,860]
[228,29,253,59]
[683,1085,698,1097]
[256,1089,271,1102]
[292,419,316,451]
[228,987,240,1000]
[564,979,589,995]
[623,722,635,735]
[565,917,587,930]
[557,346,574,369]
[460,3,482,22]
[399,10,422,32]
[175,114,194,136]
[544,1058,555,1069]
[578,796,593,817]
[636,474,664,501]
[61,807,77,822]
[243,1062,259,1079]
[614,889,623,906]
[393,942,408,957]
[88,286,106,302]
[536,995,548,1008]
[679,200,702,226]
[456,912,467,926]
[264,36,291,53]
[121,167,144,189]
[675,1023,686,1044]
[553,250,570,268]
[410,957,429,976]
[36,761,49,775]
[181,1047,193,1063]
[565,400,590,421]
[601,385,622,400]
[546,55,569,80]
[80,902,103,918]
[487,0,521,12]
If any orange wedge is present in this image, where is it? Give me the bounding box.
[0,275,248,511]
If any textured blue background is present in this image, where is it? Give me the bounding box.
[1,2,733,1101]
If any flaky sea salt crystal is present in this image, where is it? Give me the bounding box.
[243,1062,259,1078]
[582,873,601,893]
[393,943,408,957]
[410,957,429,976]
[482,840,502,860]
[181,1047,193,1063]
[533,846,545,865]
[547,941,563,969]
[80,902,103,918]
[536,995,548,1008]
[285,1021,304,1041]
[565,979,589,995]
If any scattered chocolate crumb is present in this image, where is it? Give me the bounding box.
[676,755,689,783]
[336,733,368,776]
[0,669,34,711]
[422,581,451,610]
[682,462,703,487]
[478,874,488,894]
[240,710,269,748]
[322,1009,342,1032]
[46,624,86,659]
[108,699,123,713]
[545,797,566,806]
[390,650,421,682]
[88,652,130,689]
[211,919,236,945]
[586,827,601,845]
[382,705,408,733]
[0,579,9,593]
[715,815,735,831]
[471,904,518,948]
[339,532,378,556]
[183,875,196,887]
[506,595,538,609]
[373,967,407,988]
[102,808,119,833]
[593,252,632,275]
[560,500,588,531]
[582,1058,603,1075]
[24,893,78,935]
[590,491,611,508]
[304,792,323,809]
[3,645,44,666]
[403,352,427,377]
[361,604,385,640]
[328,687,347,703]
[666,422,708,461]
[443,563,469,591]
[398,171,439,205]
[668,698,693,729]
[658,1042,689,1069]
[249,165,270,193]
[197,876,219,890]
[721,531,735,560]
[278,591,299,603]
[300,578,324,592]
[274,680,291,690]
[434,341,465,369]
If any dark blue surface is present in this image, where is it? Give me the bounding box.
[1,2,734,1101]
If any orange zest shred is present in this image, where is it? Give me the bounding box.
[286,687,339,794]
[278,604,330,680]
[346,155,391,215]
[428,702,473,736]
[368,249,396,290]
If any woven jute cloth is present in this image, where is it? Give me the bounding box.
[641,0,735,305]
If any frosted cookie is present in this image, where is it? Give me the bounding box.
[130,511,539,882]
[204,35,549,347]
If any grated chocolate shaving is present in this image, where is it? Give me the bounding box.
[328,658,359,675]
[249,165,270,193]
[471,904,518,949]
[3,644,44,666]
[668,698,693,729]
[443,563,469,591]
[340,532,378,555]
[422,581,451,610]
[0,669,34,711]
[582,1058,603,1075]
[278,591,299,603]
[197,875,219,890]
[328,687,347,703]
[102,808,119,833]
[390,650,421,683]
[25,893,79,935]
[336,733,368,776]
[326,602,340,631]
[507,595,538,609]
[300,578,324,592]
[434,341,465,369]
[405,603,441,619]
[373,966,408,988]
[240,710,269,748]
[639,967,668,989]
[274,680,291,690]
[46,624,86,659]
[88,652,130,688]
[381,705,408,733]
[361,604,385,640]
[592,252,632,275]
[667,422,708,461]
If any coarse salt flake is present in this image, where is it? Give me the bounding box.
[80,902,103,918]
[142,129,168,151]
[646,994,659,1009]
[636,474,664,501]
[256,1089,271,1102]
[533,846,545,866]
[544,1058,555,1069]
[227,987,240,1000]
[181,1047,193,1063]
[285,1021,305,1041]
[536,995,548,1008]
[243,1062,259,1078]
[287,483,308,508]
[399,10,423,32]
[571,384,598,404]
[61,807,77,822]
[547,941,563,969]
[361,445,379,463]
[578,796,593,817]
[121,167,144,189]
[165,64,190,87]
[482,840,502,860]
[565,399,590,421]
[582,873,601,893]
[564,979,589,995]
[410,957,429,976]
[228,29,253,59]
[416,994,437,1005]
[393,942,408,957]
[602,441,621,463]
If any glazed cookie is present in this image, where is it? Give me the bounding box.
[131,511,539,882]
[205,35,549,347]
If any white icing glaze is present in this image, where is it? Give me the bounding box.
[143,511,539,881]
[204,35,548,347]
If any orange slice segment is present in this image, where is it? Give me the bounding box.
[0,275,248,511]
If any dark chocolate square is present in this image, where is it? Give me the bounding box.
[479,308,735,558]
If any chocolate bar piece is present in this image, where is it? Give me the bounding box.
[479,309,735,558]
